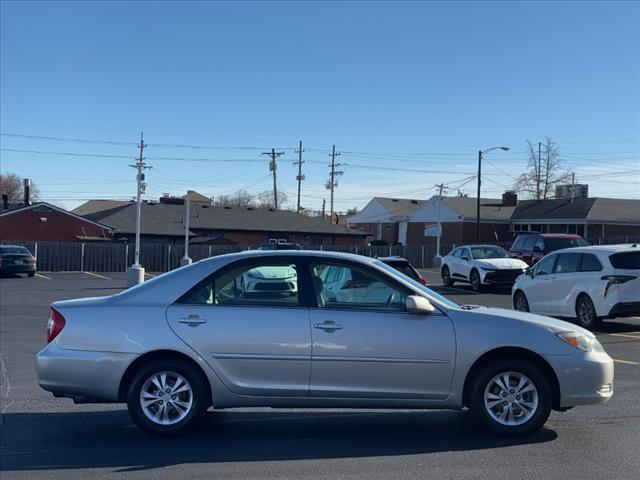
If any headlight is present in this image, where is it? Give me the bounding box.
[556,331,605,353]
[480,266,497,271]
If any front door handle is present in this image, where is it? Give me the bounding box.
[179,314,207,325]
[314,321,343,332]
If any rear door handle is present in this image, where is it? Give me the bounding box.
[179,314,207,325]
[314,321,343,332]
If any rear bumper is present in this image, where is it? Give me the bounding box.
[37,342,136,402]
[551,350,614,408]
[607,302,640,319]
[0,264,36,274]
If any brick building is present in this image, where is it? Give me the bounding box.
[0,202,113,243]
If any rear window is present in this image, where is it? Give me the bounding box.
[609,252,640,270]
[545,237,589,250]
[383,261,420,280]
[0,246,30,254]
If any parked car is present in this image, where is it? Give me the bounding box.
[512,245,640,329]
[37,250,613,436]
[240,264,298,297]
[255,242,301,250]
[378,256,427,285]
[441,245,528,291]
[0,245,37,277]
[509,233,589,265]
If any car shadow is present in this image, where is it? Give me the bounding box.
[594,320,640,334]
[0,409,557,473]
[431,285,513,296]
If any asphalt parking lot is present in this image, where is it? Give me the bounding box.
[1,270,639,480]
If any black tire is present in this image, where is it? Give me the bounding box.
[28,272,36,277]
[442,265,454,287]
[470,358,552,436]
[575,294,600,330]
[126,358,208,436]
[470,269,482,292]
[513,291,530,312]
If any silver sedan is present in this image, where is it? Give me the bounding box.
[37,250,614,436]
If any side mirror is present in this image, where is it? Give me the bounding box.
[406,295,435,315]
[527,268,534,278]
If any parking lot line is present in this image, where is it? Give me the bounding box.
[34,273,51,280]
[83,272,111,280]
[609,333,640,340]
[613,358,639,365]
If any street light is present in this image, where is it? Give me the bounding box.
[477,146,509,242]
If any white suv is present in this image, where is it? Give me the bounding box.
[512,245,640,329]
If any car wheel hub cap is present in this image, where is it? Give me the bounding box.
[140,371,193,426]
[484,371,538,426]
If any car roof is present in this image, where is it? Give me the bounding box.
[550,244,639,254]
[539,234,583,238]
[223,249,380,264]
[458,244,506,249]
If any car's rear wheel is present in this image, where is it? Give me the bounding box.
[576,294,600,330]
[470,359,552,435]
[470,269,482,292]
[28,272,36,277]
[514,291,529,312]
[442,266,454,286]
[126,359,208,436]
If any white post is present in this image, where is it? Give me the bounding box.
[127,133,146,287]
[180,190,193,266]
[433,185,444,268]
[80,243,85,272]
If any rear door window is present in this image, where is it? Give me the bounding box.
[553,253,580,273]
[580,254,603,272]
[609,252,640,270]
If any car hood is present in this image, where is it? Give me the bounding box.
[475,258,528,269]
[457,305,595,337]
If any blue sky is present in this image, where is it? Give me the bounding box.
[1,0,638,211]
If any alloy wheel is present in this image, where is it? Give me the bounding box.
[139,371,193,426]
[484,371,539,426]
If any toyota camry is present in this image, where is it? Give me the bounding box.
[37,250,613,436]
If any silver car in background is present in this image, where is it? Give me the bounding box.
[37,251,613,436]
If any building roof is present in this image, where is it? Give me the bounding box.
[441,196,515,222]
[73,200,368,237]
[375,197,425,217]
[511,198,640,223]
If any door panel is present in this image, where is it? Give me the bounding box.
[309,309,456,399]
[167,305,311,396]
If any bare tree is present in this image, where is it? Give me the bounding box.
[213,190,255,207]
[0,172,40,204]
[513,137,572,199]
[255,190,288,209]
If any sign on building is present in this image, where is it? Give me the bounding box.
[424,223,442,237]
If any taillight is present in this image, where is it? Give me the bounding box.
[47,308,65,343]
[602,275,637,297]
[418,277,427,285]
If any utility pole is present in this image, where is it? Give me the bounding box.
[537,142,542,200]
[476,150,482,243]
[180,190,193,266]
[570,172,575,201]
[434,183,446,266]
[262,148,284,209]
[322,199,326,220]
[326,145,342,217]
[294,140,305,213]
[127,132,150,287]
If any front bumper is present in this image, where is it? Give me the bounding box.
[481,269,526,286]
[608,302,640,319]
[37,341,136,402]
[551,350,614,408]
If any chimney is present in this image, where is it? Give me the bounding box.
[502,190,517,207]
[23,178,31,206]
[2,194,8,210]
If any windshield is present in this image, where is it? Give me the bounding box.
[470,246,510,259]
[545,237,589,250]
[0,246,31,255]
[374,260,458,309]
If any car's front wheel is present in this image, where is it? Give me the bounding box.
[470,359,552,435]
[126,359,208,436]
[470,269,482,292]
[576,294,600,330]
